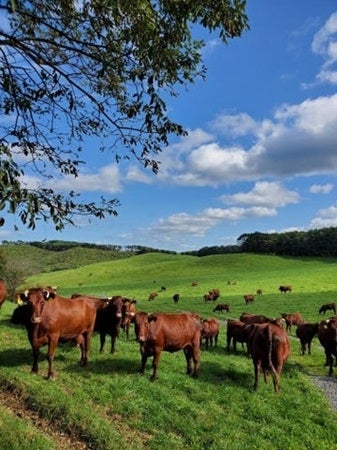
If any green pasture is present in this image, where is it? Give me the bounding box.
[1,253,337,449]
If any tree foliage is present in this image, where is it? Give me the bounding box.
[0,0,248,231]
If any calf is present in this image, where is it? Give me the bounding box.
[134,311,201,381]
[213,303,230,313]
[295,322,319,355]
[19,288,97,379]
[148,291,158,301]
[226,319,250,352]
[247,323,290,393]
[318,317,337,376]
[244,294,254,305]
[319,303,336,315]
[200,318,219,349]
[281,312,304,332]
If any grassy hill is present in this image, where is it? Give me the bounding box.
[1,253,337,449]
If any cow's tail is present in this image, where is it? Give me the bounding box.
[266,324,275,371]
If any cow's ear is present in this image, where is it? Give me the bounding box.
[19,291,29,302]
[43,289,56,300]
[148,314,158,323]
[132,300,137,304]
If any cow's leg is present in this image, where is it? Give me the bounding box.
[327,354,334,376]
[150,348,161,381]
[253,360,261,390]
[47,339,58,379]
[301,342,306,355]
[139,351,147,375]
[110,332,117,354]
[307,340,311,355]
[190,344,200,378]
[226,334,231,351]
[184,348,193,375]
[99,331,106,353]
[81,331,91,367]
[31,345,40,374]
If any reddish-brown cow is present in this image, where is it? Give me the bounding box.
[240,312,284,328]
[200,318,219,349]
[244,294,255,305]
[247,323,290,393]
[226,319,250,352]
[318,317,337,375]
[148,292,158,301]
[281,312,304,332]
[121,298,137,339]
[319,303,336,315]
[0,279,7,309]
[20,288,97,379]
[295,322,319,355]
[213,303,230,313]
[134,311,201,381]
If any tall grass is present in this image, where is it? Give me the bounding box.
[1,253,337,449]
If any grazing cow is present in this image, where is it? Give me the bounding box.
[318,317,337,375]
[239,313,284,328]
[121,298,137,340]
[281,312,304,332]
[226,319,250,352]
[200,318,219,349]
[213,303,230,313]
[319,302,336,315]
[19,288,97,379]
[256,288,263,295]
[210,288,220,301]
[247,323,290,393]
[295,322,319,355]
[148,291,158,301]
[0,279,7,309]
[191,282,199,287]
[134,311,201,381]
[279,285,292,293]
[227,280,237,285]
[244,294,255,305]
[173,293,180,304]
[203,293,214,302]
[71,293,124,353]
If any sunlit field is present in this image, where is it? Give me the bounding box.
[1,253,337,449]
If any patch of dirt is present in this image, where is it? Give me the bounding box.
[0,388,88,450]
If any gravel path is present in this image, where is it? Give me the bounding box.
[311,375,337,411]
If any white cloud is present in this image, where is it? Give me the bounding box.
[311,12,337,85]
[125,165,153,184]
[210,112,257,137]
[310,204,337,228]
[221,182,300,207]
[50,163,122,194]
[310,183,334,194]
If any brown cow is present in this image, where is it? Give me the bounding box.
[281,312,304,332]
[279,285,292,293]
[134,311,201,381]
[256,288,263,295]
[19,288,97,379]
[213,303,230,313]
[148,291,158,301]
[0,279,7,309]
[121,298,137,339]
[295,322,319,355]
[243,294,255,305]
[200,318,219,349]
[239,313,284,328]
[226,319,250,352]
[318,317,337,375]
[319,302,336,315]
[247,323,290,393]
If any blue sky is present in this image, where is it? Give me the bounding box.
[2,1,337,252]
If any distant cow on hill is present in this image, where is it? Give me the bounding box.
[244,294,255,305]
[281,312,304,332]
[279,285,292,293]
[256,288,263,295]
[148,292,158,301]
[319,302,336,315]
[173,293,180,304]
[213,303,230,313]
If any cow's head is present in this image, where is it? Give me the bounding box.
[134,312,157,343]
[19,287,54,324]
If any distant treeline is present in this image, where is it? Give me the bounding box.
[3,227,337,257]
[1,240,177,255]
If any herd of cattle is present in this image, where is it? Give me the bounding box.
[3,283,337,394]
